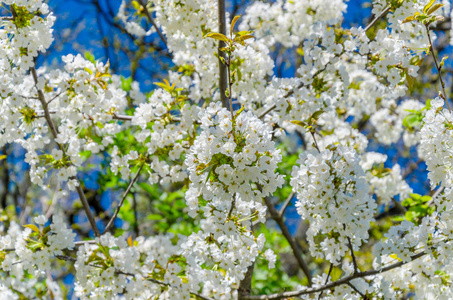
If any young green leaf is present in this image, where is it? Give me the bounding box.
[423,0,437,14]
[203,32,229,43]
[230,15,241,35]
[24,224,41,233]
[402,15,416,24]
[440,55,448,68]
[426,3,443,15]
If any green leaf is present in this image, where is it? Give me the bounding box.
[230,15,241,34]
[0,154,6,161]
[402,197,414,206]
[405,70,415,89]
[440,55,448,68]
[147,214,164,220]
[235,30,253,37]
[311,110,324,120]
[235,34,254,45]
[402,15,416,24]
[290,120,307,127]
[84,67,93,75]
[84,52,95,64]
[203,32,229,42]
[421,195,432,202]
[121,76,132,92]
[423,0,437,14]
[42,226,51,235]
[154,82,169,90]
[24,224,40,233]
[403,113,422,128]
[426,3,443,15]
[131,0,141,11]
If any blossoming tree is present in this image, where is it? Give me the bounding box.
[1,0,453,298]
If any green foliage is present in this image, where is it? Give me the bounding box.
[402,99,431,132]
[84,51,96,64]
[121,76,133,92]
[393,193,434,224]
[252,225,303,294]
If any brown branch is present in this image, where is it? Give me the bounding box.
[263,197,313,286]
[317,263,333,299]
[347,236,359,274]
[31,65,101,237]
[238,263,255,299]
[241,250,428,300]
[136,0,168,49]
[363,6,391,33]
[425,24,451,111]
[278,191,295,218]
[103,164,144,234]
[218,0,229,109]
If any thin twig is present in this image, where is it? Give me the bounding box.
[226,52,234,117]
[74,240,97,246]
[263,197,313,286]
[278,191,295,218]
[112,113,133,121]
[392,197,407,214]
[346,282,367,298]
[31,66,101,237]
[317,263,334,299]
[363,6,391,33]
[347,236,359,274]
[136,0,168,49]
[103,164,144,234]
[425,24,451,111]
[310,131,321,153]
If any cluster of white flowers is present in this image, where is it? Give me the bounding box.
[185,102,284,218]
[0,0,55,71]
[291,146,377,263]
[130,88,199,184]
[361,152,412,205]
[0,215,75,296]
[239,0,346,48]
[419,98,453,188]
[183,102,283,291]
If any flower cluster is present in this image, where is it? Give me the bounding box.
[129,88,198,184]
[361,152,412,206]
[185,102,284,218]
[291,146,376,263]
[419,98,453,188]
[1,215,75,290]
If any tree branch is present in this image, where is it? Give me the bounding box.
[103,164,144,234]
[242,250,428,300]
[363,6,391,33]
[263,197,313,286]
[425,23,451,111]
[137,0,168,49]
[218,0,229,109]
[278,191,295,218]
[30,65,101,237]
